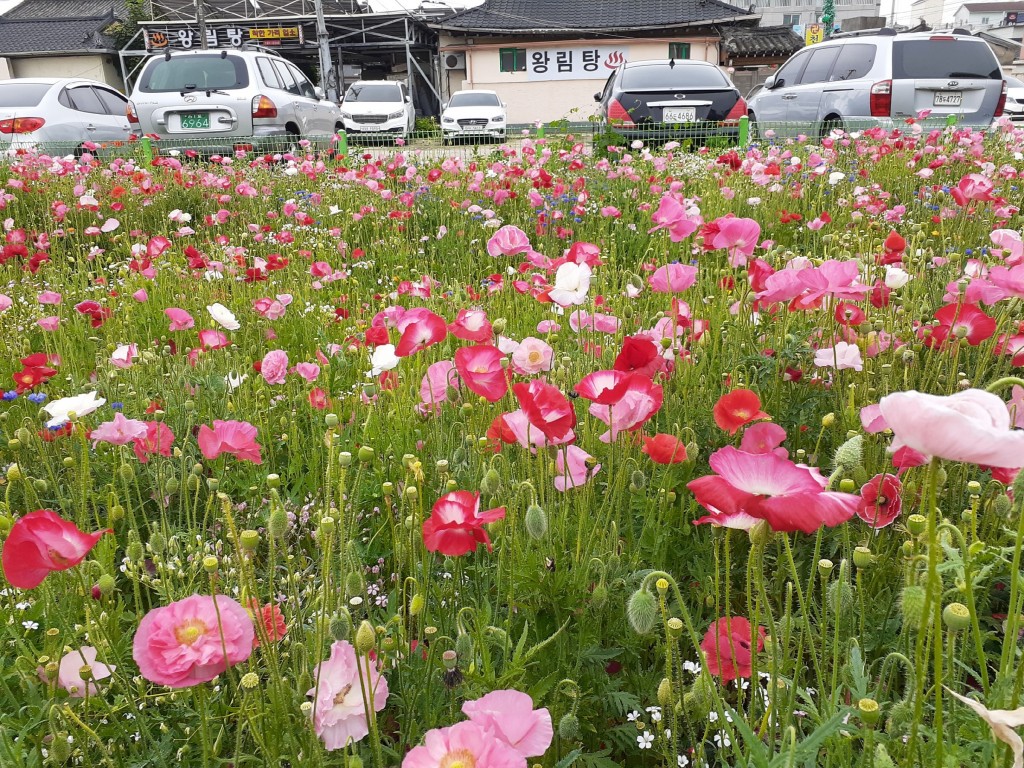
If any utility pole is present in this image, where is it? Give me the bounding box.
[314,0,337,101]
[196,0,209,49]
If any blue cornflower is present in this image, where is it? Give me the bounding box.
[110,402,124,411]
[2,391,17,401]
[27,393,47,404]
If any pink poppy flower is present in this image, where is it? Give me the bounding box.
[165,308,194,331]
[132,289,149,302]
[395,309,448,357]
[292,362,320,382]
[814,341,863,371]
[710,216,761,266]
[1008,385,1024,429]
[988,265,1024,299]
[110,343,138,369]
[739,422,788,457]
[554,446,600,492]
[0,294,11,312]
[197,420,263,464]
[133,595,254,688]
[37,291,62,305]
[37,316,60,331]
[688,446,860,533]
[455,345,508,402]
[133,422,175,463]
[499,408,573,450]
[2,510,110,589]
[253,294,292,319]
[418,360,460,415]
[510,337,553,375]
[449,308,493,342]
[568,310,619,334]
[486,224,532,257]
[402,720,525,768]
[647,263,698,293]
[648,194,700,242]
[879,389,1024,468]
[462,689,553,758]
[147,235,172,258]
[198,329,229,350]
[41,646,114,697]
[991,228,1024,265]
[701,617,765,682]
[860,403,889,433]
[91,412,148,446]
[308,640,389,751]
[261,350,289,385]
[422,491,506,556]
[587,375,663,442]
[951,173,994,205]
[513,379,576,442]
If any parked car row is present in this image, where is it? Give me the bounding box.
[0,29,1017,157]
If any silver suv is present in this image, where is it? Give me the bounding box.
[747,28,1006,137]
[128,48,344,154]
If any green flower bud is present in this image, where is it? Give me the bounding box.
[853,546,873,568]
[126,540,144,562]
[657,677,674,707]
[558,712,581,741]
[240,529,259,552]
[907,514,927,536]
[345,570,364,598]
[97,574,116,596]
[943,602,971,632]
[330,612,352,642]
[900,585,927,628]
[409,593,425,617]
[355,620,376,654]
[455,631,474,662]
[149,532,166,554]
[325,413,339,428]
[357,445,375,463]
[524,503,547,540]
[627,588,658,635]
[858,697,880,727]
[480,468,501,495]
[591,581,608,609]
[268,507,288,540]
[50,732,72,763]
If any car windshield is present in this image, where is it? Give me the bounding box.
[448,92,500,107]
[620,65,729,89]
[0,83,51,107]
[345,84,401,102]
[892,40,1000,79]
[139,55,249,92]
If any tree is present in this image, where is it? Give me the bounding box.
[106,0,150,50]
[821,0,836,36]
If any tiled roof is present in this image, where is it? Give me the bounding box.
[2,0,126,19]
[959,1,1024,11]
[435,0,757,33]
[0,15,118,54]
[718,25,803,56]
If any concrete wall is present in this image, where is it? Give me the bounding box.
[440,36,720,124]
[9,55,125,90]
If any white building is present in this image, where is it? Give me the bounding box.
[953,1,1024,29]
[752,0,883,30]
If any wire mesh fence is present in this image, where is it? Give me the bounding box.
[0,115,1003,166]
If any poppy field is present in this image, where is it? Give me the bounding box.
[3,123,1024,768]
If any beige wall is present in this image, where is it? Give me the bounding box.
[440,36,720,124]
[9,55,124,90]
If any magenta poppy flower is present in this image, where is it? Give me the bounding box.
[648,194,700,242]
[454,345,508,402]
[710,216,761,266]
[739,422,788,457]
[513,379,576,442]
[486,224,532,257]
[165,308,194,331]
[133,422,175,464]
[688,446,859,534]
[422,491,506,556]
[449,308,493,342]
[701,616,766,682]
[395,309,448,357]
[2,510,111,589]
[647,263,698,293]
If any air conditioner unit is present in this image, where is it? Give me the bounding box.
[443,52,466,70]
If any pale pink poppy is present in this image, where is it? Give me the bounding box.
[418,360,460,415]
[569,310,619,333]
[711,216,761,266]
[740,422,788,458]
[860,404,889,433]
[133,595,253,688]
[0,294,11,312]
[308,640,389,751]
[110,343,138,369]
[197,420,262,464]
[991,228,1024,265]
[554,446,600,492]
[132,289,149,302]
[511,337,553,375]
[1009,386,1024,430]
[647,263,698,293]
[40,647,114,697]
[814,341,863,371]
[198,329,229,350]
[90,413,148,446]
[165,308,194,331]
[37,291,62,305]
[462,689,553,758]
[587,375,663,442]
[261,350,289,385]
[879,389,1024,468]
[486,224,532,257]
[402,720,524,768]
[292,362,320,382]
[38,316,60,331]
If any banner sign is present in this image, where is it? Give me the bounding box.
[145,25,306,51]
[526,46,630,81]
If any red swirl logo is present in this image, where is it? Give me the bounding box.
[604,51,625,69]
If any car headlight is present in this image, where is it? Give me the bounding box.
[387,110,404,120]
[442,116,455,123]
[491,115,505,122]
[340,111,352,120]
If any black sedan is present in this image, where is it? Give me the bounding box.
[594,60,747,144]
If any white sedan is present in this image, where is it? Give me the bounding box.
[441,90,506,142]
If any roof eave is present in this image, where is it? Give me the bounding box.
[432,13,760,33]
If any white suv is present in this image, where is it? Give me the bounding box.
[128,48,344,155]
[339,81,415,141]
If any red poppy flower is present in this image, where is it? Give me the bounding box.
[713,389,770,435]
[928,303,996,347]
[701,616,766,681]
[613,335,664,378]
[857,474,902,528]
[834,302,866,327]
[1,510,111,589]
[395,310,448,357]
[513,379,576,442]
[454,345,508,403]
[248,599,287,648]
[422,491,506,556]
[641,434,687,464]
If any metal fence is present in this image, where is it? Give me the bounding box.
[0,115,999,166]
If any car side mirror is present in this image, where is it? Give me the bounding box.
[593,92,602,102]
[405,96,411,103]
[314,86,325,100]
[763,75,777,90]
[442,102,448,110]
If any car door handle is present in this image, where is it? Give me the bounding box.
[782,94,798,100]
[217,116,237,124]
[86,125,97,131]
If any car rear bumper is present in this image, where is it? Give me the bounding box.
[131,127,301,158]
[605,123,740,143]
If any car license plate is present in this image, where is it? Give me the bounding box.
[180,113,210,130]
[933,92,962,107]
[663,107,697,123]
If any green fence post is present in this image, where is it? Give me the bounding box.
[337,130,348,158]
[738,115,749,146]
[139,136,153,165]
[536,123,545,139]
[946,114,957,128]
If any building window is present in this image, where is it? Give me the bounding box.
[981,16,989,24]
[668,42,691,59]
[783,13,800,25]
[499,48,526,72]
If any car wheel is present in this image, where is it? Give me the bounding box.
[820,116,842,142]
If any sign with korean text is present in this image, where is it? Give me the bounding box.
[805,24,825,46]
[526,46,630,81]
[145,25,305,51]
